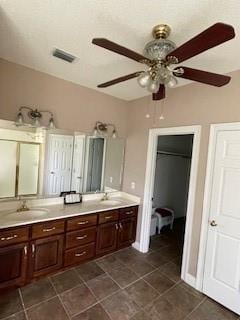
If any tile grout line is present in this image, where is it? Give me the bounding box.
[183,296,207,320]
[48,276,72,320]
[18,288,29,320]
[142,279,182,312]
[72,267,118,319]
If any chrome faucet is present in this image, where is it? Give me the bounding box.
[17,200,30,212]
[101,192,109,201]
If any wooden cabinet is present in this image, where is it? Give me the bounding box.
[29,235,64,278]
[0,205,138,291]
[0,242,28,289]
[118,217,137,249]
[96,222,118,256]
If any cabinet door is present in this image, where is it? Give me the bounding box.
[30,235,63,278]
[118,218,137,249]
[96,222,118,256]
[0,242,28,289]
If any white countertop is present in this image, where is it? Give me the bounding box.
[0,193,140,229]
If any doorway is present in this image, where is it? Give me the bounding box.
[150,134,194,271]
[139,126,201,287]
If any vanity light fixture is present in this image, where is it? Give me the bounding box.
[93,121,117,138]
[16,106,56,129]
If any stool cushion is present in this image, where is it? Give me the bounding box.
[155,208,172,217]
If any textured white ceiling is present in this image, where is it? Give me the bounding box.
[0,0,239,100]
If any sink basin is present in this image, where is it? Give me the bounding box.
[101,200,122,206]
[7,208,49,221]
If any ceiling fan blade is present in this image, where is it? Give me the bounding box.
[174,66,231,87]
[92,38,151,63]
[97,72,142,88]
[167,23,235,63]
[152,84,165,100]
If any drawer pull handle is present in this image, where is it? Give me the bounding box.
[119,222,123,230]
[75,251,86,257]
[32,244,35,257]
[78,221,89,225]
[24,245,28,256]
[125,211,134,215]
[105,216,113,220]
[115,223,119,230]
[76,235,87,240]
[1,234,18,241]
[43,227,56,232]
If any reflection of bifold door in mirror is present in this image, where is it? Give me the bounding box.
[18,143,40,195]
[71,135,85,193]
[46,134,74,196]
[0,140,18,198]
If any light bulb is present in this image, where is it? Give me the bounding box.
[148,81,159,93]
[166,76,178,88]
[137,72,151,88]
[145,113,150,118]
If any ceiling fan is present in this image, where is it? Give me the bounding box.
[92,22,235,100]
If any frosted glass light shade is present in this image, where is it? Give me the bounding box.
[148,81,159,93]
[166,76,178,88]
[48,117,56,129]
[16,112,24,126]
[137,72,151,88]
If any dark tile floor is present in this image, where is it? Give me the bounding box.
[0,227,239,320]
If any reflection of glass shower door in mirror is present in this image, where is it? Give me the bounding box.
[18,143,40,195]
[0,140,17,198]
[86,138,105,192]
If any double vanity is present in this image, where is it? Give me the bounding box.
[0,194,139,292]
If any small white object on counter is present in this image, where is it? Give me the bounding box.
[0,192,140,229]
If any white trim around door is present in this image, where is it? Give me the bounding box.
[139,125,201,288]
[196,122,240,292]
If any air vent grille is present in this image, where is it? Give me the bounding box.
[52,48,76,63]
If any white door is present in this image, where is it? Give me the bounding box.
[71,135,85,193]
[203,129,240,315]
[46,134,73,196]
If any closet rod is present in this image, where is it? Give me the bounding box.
[157,150,191,159]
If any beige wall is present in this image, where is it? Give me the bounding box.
[1,58,240,278]
[0,59,128,136]
[122,69,240,276]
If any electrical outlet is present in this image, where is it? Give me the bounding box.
[110,177,113,183]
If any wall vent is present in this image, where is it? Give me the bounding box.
[52,48,76,63]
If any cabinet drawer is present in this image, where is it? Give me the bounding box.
[119,206,138,220]
[64,243,95,267]
[32,220,65,239]
[65,227,96,249]
[98,210,119,224]
[67,214,97,231]
[0,227,29,247]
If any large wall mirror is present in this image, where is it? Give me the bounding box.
[0,120,125,199]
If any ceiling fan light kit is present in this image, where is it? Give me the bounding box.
[92,22,235,101]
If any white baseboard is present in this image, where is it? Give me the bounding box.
[132,241,140,251]
[184,273,197,289]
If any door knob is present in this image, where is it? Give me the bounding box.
[210,220,218,227]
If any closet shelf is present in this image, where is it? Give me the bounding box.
[157,150,191,159]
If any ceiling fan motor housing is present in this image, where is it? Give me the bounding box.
[144,24,176,60]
